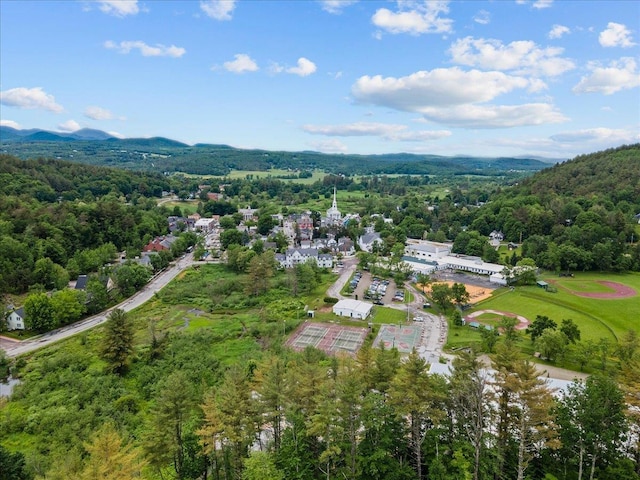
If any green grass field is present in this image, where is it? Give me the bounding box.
[468,272,640,343]
[181,168,327,185]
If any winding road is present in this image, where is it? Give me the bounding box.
[1,253,196,358]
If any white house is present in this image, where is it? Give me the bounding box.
[358,232,383,252]
[332,299,373,320]
[275,248,333,269]
[6,307,25,331]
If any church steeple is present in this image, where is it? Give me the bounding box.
[326,185,342,224]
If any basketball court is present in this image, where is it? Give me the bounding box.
[373,324,423,354]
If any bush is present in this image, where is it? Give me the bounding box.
[324,297,339,304]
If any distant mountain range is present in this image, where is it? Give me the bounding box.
[0,126,117,142]
[0,126,566,177]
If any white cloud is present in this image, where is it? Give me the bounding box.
[308,139,348,153]
[416,103,567,128]
[516,0,553,9]
[533,0,553,9]
[550,127,640,143]
[352,68,534,109]
[287,58,317,77]
[473,10,490,25]
[97,0,139,17]
[223,54,259,73]
[372,0,453,36]
[0,119,21,129]
[351,68,567,128]
[107,130,126,139]
[58,120,82,132]
[84,106,115,120]
[0,87,64,113]
[573,57,640,95]
[548,24,570,39]
[599,22,636,48]
[200,0,236,20]
[320,0,358,14]
[303,121,451,141]
[449,37,575,77]
[104,40,186,57]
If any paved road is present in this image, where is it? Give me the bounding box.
[1,253,197,358]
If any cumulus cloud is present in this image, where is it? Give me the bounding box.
[415,103,567,128]
[473,10,490,25]
[97,0,139,17]
[351,68,567,128]
[550,127,640,143]
[307,139,349,153]
[320,0,358,14]
[107,130,126,138]
[223,54,259,73]
[548,24,570,39]
[287,58,317,77]
[449,37,575,77]
[0,87,64,113]
[352,68,533,109]
[599,22,636,47]
[200,0,236,20]
[84,106,115,120]
[104,40,186,57]
[573,57,640,95]
[58,120,82,132]
[0,119,21,129]
[303,122,451,141]
[372,0,453,36]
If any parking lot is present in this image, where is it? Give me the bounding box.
[348,270,407,306]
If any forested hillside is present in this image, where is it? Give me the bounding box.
[463,144,640,272]
[1,130,553,177]
[0,155,184,295]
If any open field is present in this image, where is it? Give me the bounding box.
[468,272,640,342]
[178,168,326,185]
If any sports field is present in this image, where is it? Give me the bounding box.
[469,272,640,342]
[286,322,369,356]
[420,281,495,303]
[373,324,423,354]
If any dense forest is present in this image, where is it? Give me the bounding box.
[0,155,195,297]
[459,144,640,272]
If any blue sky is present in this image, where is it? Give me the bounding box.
[1,0,638,158]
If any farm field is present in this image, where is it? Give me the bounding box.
[467,272,640,342]
[179,168,326,184]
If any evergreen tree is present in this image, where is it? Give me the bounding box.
[101,309,134,375]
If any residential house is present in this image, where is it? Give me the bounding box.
[74,274,88,290]
[6,307,25,331]
[275,248,333,269]
[142,235,178,253]
[358,232,383,252]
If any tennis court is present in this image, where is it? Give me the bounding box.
[373,324,423,354]
[286,322,369,356]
